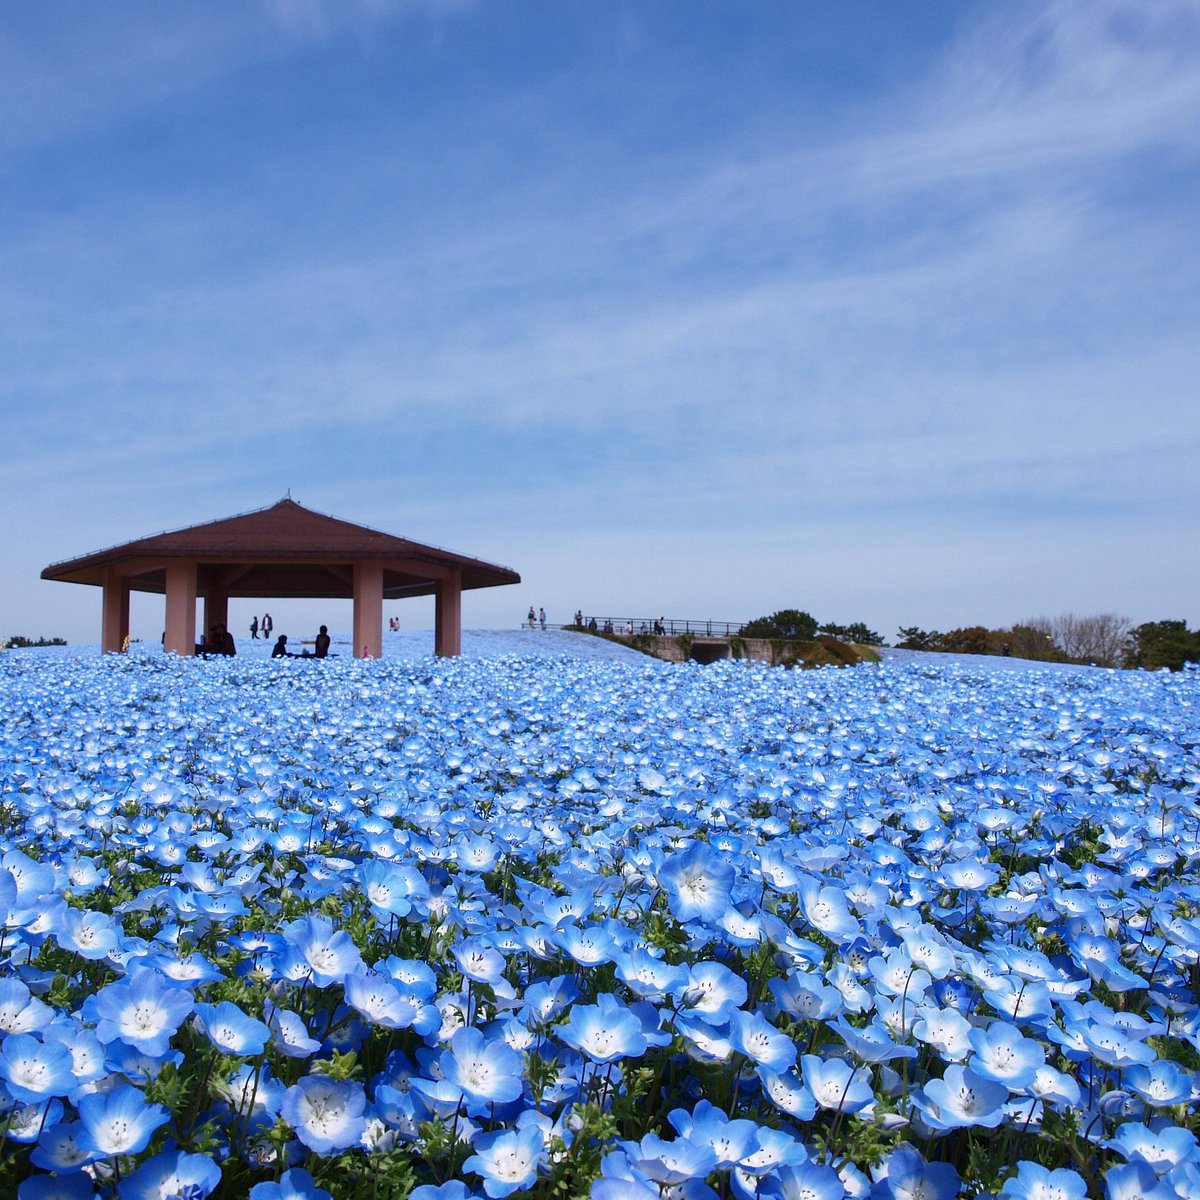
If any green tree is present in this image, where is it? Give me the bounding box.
[740,609,819,640]
[896,626,941,650]
[1124,620,1200,671]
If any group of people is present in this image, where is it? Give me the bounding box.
[248,613,274,640]
[272,625,332,659]
[525,607,547,630]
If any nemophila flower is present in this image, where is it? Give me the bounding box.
[55,908,120,960]
[996,1160,1087,1200]
[912,1064,1009,1131]
[900,929,956,979]
[409,1185,474,1200]
[1124,1060,1194,1107]
[555,921,620,968]
[379,956,439,1000]
[248,1167,333,1200]
[6,1098,64,1143]
[621,1133,718,1184]
[826,964,873,1014]
[104,1041,183,1082]
[1107,1122,1200,1173]
[442,1026,524,1109]
[118,1149,221,1200]
[1027,1064,1081,1109]
[674,1015,734,1065]
[831,1017,917,1065]
[463,1124,544,1198]
[84,967,194,1057]
[912,1004,973,1062]
[279,914,363,987]
[658,842,735,924]
[342,969,409,1029]
[77,1083,170,1157]
[193,1000,270,1056]
[769,973,845,1022]
[758,1162,847,1200]
[0,1033,76,1103]
[939,857,998,893]
[760,1068,818,1120]
[31,1119,95,1172]
[558,993,648,1063]
[281,1075,367,1154]
[1077,1020,1157,1069]
[43,1019,107,1092]
[982,977,1054,1025]
[797,878,860,941]
[453,938,508,983]
[801,1055,874,1115]
[681,961,748,1024]
[968,1020,1045,1089]
[16,1173,95,1200]
[614,949,687,1001]
[1102,1161,1175,1200]
[668,1100,762,1168]
[868,952,932,1002]
[870,1146,959,1200]
[212,1063,285,1135]
[0,978,54,1034]
[1067,932,1146,992]
[144,950,223,988]
[728,1009,797,1073]
[359,859,416,918]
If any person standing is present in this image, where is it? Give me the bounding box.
[250,615,259,640]
[527,607,536,630]
[539,607,546,631]
[262,612,273,641]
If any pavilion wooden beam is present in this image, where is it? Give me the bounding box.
[435,568,463,657]
[163,561,198,656]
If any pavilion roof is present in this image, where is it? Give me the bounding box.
[41,498,521,598]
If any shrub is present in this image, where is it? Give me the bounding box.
[740,609,818,640]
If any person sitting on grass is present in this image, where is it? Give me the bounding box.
[271,634,292,658]
[301,626,332,659]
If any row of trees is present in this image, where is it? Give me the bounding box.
[896,614,1200,671]
[739,610,883,645]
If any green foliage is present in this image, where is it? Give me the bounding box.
[819,621,882,644]
[4,635,67,649]
[896,626,942,650]
[937,626,992,655]
[676,632,695,660]
[1125,619,1200,671]
[740,609,819,640]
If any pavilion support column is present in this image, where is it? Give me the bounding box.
[163,561,198,656]
[101,568,130,655]
[353,561,384,658]
[434,568,463,657]
[203,588,229,642]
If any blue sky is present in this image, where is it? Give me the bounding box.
[3,0,1198,646]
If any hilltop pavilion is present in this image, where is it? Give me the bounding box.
[41,498,521,658]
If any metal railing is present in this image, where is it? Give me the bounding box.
[537,617,745,638]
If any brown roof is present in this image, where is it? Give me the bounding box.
[42,498,520,600]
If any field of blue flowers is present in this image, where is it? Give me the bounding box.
[0,647,1197,1200]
